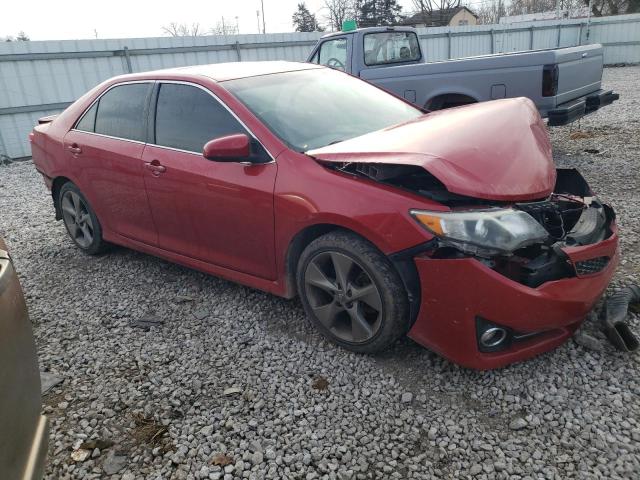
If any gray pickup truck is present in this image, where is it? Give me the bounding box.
[307,26,618,125]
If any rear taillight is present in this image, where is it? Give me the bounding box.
[542,64,559,97]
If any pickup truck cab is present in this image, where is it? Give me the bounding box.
[307,26,618,125]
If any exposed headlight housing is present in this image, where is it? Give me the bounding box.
[411,208,549,255]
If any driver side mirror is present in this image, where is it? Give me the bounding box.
[203,134,251,162]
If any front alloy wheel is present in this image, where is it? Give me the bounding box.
[297,231,410,353]
[304,251,383,343]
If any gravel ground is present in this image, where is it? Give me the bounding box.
[1,66,639,480]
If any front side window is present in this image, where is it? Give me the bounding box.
[154,83,246,153]
[224,68,422,152]
[363,32,420,66]
[317,38,348,71]
[94,83,151,142]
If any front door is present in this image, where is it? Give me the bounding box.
[141,82,277,280]
[63,82,158,246]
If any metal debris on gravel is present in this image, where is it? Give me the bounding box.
[1,66,638,479]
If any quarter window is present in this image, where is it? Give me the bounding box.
[75,102,98,133]
[154,83,246,153]
[94,83,151,142]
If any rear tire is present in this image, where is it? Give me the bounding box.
[58,182,108,255]
[296,231,410,353]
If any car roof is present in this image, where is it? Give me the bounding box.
[135,61,323,82]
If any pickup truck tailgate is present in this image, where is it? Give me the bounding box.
[554,44,603,105]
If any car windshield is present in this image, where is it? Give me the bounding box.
[223,68,423,151]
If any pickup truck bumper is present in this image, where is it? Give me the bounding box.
[547,89,619,126]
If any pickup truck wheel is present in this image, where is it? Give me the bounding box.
[58,183,108,255]
[296,231,410,353]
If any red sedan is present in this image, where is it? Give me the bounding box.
[30,61,618,369]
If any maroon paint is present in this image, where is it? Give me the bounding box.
[30,64,619,369]
[308,97,555,202]
[203,133,251,160]
[408,227,619,369]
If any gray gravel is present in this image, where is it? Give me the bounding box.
[1,66,639,480]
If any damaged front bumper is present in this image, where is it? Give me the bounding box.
[400,169,620,369]
[407,227,618,369]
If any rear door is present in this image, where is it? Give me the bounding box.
[63,82,158,246]
[554,44,603,105]
[0,241,46,480]
[141,82,277,279]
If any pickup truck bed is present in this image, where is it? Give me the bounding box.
[307,27,618,125]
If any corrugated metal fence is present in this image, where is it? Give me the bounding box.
[1,13,638,160]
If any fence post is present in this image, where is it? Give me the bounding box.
[234,41,242,61]
[490,29,495,54]
[447,31,452,59]
[123,46,133,73]
[556,25,562,47]
[578,23,583,45]
[529,26,534,50]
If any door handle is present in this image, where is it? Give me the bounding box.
[145,160,166,175]
[67,143,82,155]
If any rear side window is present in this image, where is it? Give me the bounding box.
[364,32,420,66]
[75,102,98,133]
[154,83,246,153]
[94,83,151,142]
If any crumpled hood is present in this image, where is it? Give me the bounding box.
[307,97,556,202]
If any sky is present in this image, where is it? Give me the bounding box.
[0,0,438,41]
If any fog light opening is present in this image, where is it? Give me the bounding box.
[480,327,508,348]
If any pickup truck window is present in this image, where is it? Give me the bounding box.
[364,32,420,66]
[224,68,422,152]
[317,38,348,71]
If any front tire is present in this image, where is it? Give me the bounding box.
[296,231,410,353]
[58,182,108,255]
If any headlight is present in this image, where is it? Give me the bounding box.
[411,208,549,255]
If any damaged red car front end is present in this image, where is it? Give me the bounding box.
[309,98,618,369]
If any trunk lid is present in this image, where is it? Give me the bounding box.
[307,97,555,202]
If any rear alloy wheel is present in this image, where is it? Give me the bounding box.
[297,231,410,353]
[58,183,107,255]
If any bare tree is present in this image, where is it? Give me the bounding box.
[506,0,585,15]
[210,20,239,35]
[161,22,202,37]
[411,0,461,17]
[476,0,506,24]
[583,0,632,15]
[3,31,30,42]
[325,0,355,31]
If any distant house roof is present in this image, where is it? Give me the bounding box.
[402,7,477,27]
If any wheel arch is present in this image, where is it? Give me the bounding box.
[284,223,350,298]
[51,176,74,220]
[283,223,421,328]
[425,92,478,111]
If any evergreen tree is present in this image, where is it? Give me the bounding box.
[357,0,402,27]
[292,3,324,32]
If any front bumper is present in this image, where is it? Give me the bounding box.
[407,227,619,370]
[547,89,619,126]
